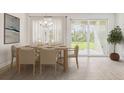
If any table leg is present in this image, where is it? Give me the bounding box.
[16,48,19,72]
[64,49,68,72]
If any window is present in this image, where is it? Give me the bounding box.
[71,19,108,56]
[31,17,64,44]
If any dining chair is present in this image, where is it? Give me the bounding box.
[11,45,17,69]
[39,48,57,74]
[68,45,79,69]
[19,47,37,75]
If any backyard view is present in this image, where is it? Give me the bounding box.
[71,31,95,49]
[71,42,94,49]
[71,19,107,56]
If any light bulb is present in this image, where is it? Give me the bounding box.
[44,20,47,24]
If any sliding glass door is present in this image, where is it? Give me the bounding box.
[71,19,108,56]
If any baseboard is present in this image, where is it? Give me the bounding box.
[78,55,108,57]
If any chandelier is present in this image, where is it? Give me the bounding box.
[40,16,53,27]
[39,15,54,44]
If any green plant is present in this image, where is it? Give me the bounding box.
[107,26,123,53]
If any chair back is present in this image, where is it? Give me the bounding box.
[11,45,16,57]
[19,47,35,64]
[74,45,79,57]
[40,48,57,64]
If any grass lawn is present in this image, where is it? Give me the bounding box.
[71,42,95,49]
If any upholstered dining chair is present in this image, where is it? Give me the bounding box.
[11,45,17,68]
[19,47,37,75]
[68,45,79,69]
[39,48,57,74]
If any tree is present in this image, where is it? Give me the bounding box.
[107,26,123,53]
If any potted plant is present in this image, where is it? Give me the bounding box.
[107,26,123,61]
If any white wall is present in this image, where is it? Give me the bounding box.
[0,13,27,68]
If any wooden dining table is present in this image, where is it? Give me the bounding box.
[16,45,68,72]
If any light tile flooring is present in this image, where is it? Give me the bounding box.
[0,57,124,80]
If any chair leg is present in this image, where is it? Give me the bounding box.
[11,57,14,69]
[33,64,35,76]
[18,64,20,73]
[40,64,42,74]
[60,51,62,58]
[76,57,79,69]
[55,64,56,75]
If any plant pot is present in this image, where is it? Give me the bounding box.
[110,53,120,61]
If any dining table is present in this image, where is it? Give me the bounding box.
[16,44,68,72]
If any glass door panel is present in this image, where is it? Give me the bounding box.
[71,20,88,56]
[71,19,108,56]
